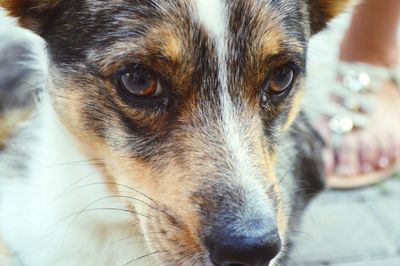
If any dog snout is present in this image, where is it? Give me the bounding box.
[206,219,281,266]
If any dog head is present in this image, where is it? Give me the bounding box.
[2,0,349,265]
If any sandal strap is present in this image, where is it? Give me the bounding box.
[337,61,400,92]
[306,61,399,134]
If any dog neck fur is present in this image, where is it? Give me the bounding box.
[0,96,158,265]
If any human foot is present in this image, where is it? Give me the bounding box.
[317,62,400,189]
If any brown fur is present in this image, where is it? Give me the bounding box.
[0,109,31,148]
[1,0,59,31]
[308,0,351,34]
[283,87,305,131]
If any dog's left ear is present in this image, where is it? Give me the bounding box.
[0,0,60,34]
[308,0,352,35]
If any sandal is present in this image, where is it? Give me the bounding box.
[309,61,400,189]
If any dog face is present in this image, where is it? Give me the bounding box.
[2,0,348,265]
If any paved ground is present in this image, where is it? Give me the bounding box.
[291,176,400,266]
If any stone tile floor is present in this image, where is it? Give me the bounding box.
[291,176,400,266]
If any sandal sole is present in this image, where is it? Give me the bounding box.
[326,161,399,189]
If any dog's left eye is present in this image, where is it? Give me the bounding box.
[118,65,162,97]
[267,66,295,95]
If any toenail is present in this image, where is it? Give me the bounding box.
[361,163,373,173]
[337,165,354,176]
[378,156,390,168]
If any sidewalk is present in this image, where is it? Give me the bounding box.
[291,177,400,266]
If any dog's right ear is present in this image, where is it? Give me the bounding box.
[308,0,352,35]
[0,0,60,34]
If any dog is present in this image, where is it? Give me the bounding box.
[0,1,349,265]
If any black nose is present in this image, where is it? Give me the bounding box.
[207,223,281,266]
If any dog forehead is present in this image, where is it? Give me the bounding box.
[192,0,283,35]
[194,0,225,39]
[125,0,305,56]
[105,0,302,59]
[41,0,308,87]
[144,0,301,33]
[83,0,301,34]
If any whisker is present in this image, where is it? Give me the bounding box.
[121,250,161,266]
[29,158,104,171]
[111,230,164,246]
[73,182,160,206]
[76,195,159,214]
[277,164,296,186]
[290,229,315,243]
[61,206,153,245]
[51,170,99,202]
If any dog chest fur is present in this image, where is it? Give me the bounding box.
[0,100,159,266]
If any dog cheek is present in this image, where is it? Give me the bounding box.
[254,125,290,241]
[119,165,205,263]
[283,88,305,132]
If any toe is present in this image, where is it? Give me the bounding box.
[377,133,393,169]
[335,134,361,176]
[388,133,400,163]
[323,148,335,176]
[313,118,335,176]
[359,133,380,173]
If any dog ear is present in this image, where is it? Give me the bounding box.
[308,0,351,34]
[0,0,59,33]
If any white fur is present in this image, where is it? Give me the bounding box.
[195,0,255,183]
[0,8,15,26]
[195,4,283,263]
[0,16,158,265]
[194,0,274,221]
[194,0,225,39]
[0,98,157,266]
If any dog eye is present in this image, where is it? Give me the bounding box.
[267,66,294,95]
[118,65,162,97]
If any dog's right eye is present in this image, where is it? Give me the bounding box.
[118,65,163,98]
